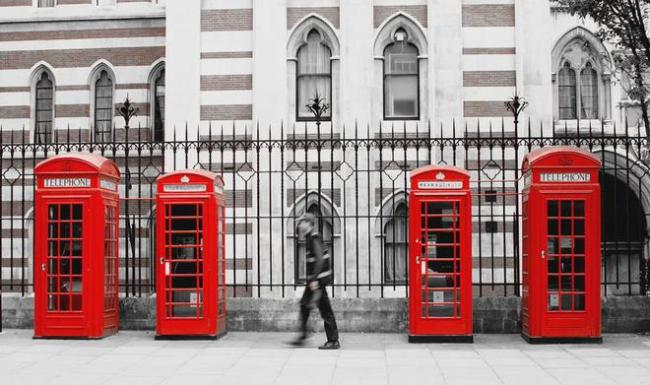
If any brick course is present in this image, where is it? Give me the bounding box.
[200,104,253,121]
[0,27,165,42]
[57,0,92,5]
[201,9,253,32]
[0,0,31,6]
[0,105,29,119]
[201,51,253,59]
[201,75,252,91]
[373,5,428,28]
[462,5,515,27]
[0,47,164,70]
[463,71,516,87]
[464,101,510,117]
[463,47,516,55]
[287,7,340,29]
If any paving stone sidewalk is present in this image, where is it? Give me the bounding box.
[2,330,650,385]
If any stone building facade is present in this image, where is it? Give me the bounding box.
[0,0,647,304]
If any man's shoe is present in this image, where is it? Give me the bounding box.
[318,341,340,350]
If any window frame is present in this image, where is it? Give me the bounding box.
[34,71,55,145]
[579,62,599,120]
[151,66,165,143]
[36,0,56,7]
[558,62,578,120]
[93,70,114,143]
[295,30,333,123]
[294,205,334,284]
[382,203,409,284]
[382,37,420,121]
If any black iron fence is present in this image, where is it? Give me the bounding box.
[1,120,649,303]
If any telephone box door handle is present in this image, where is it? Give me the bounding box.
[541,250,546,260]
[159,257,164,265]
[41,263,46,272]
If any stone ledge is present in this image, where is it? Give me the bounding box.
[2,295,649,334]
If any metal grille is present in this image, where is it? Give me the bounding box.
[0,120,649,307]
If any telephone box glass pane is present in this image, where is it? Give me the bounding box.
[164,203,205,318]
[104,205,118,312]
[47,203,83,312]
[420,201,462,319]
[546,199,587,312]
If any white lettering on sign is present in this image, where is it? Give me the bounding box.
[100,179,117,191]
[418,181,463,190]
[44,178,91,188]
[163,184,207,192]
[540,173,591,183]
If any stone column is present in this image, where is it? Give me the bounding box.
[165,1,201,171]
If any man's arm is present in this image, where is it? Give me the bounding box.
[309,234,324,284]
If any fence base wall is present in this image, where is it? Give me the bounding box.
[2,296,649,333]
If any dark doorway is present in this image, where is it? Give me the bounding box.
[600,172,648,295]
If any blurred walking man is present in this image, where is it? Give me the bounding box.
[290,213,340,350]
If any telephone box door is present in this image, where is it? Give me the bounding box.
[156,199,213,335]
[539,193,598,334]
[35,198,89,333]
[409,195,472,340]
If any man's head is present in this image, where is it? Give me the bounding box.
[296,213,316,237]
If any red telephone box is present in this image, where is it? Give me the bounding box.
[33,153,120,339]
[521,146,601,343]
[155,170,226,338]
[409,165,472,342]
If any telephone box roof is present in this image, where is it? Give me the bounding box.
[156,169,224,185]
[522,146,601,173]
[34,152,120,178]
[410,165,470,179]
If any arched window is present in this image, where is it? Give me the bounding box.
[35,72,54,144]
[580,62,599,119]
[558,62,577,120]
[383,29,419,120]
[153,69,165,142]
[94,70,113,143]
[384,203,408,283]
[295,205,333,283]
[296,30,332,121]
[552,29,611,123]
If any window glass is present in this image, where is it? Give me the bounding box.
[580,63,599,119]
[384,204,408,283]
[297,30,332,120]
[94,71,113,143]
[384,30,419,119]
[558,62,577,120]
[154,69,165,142]
[38,0,55,7]
[35,72,53,144]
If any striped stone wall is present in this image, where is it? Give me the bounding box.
[0,3,165,136]
[461,0,516,122]
[200,0,254,127]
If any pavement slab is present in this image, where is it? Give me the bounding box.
[1,330,650,384]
